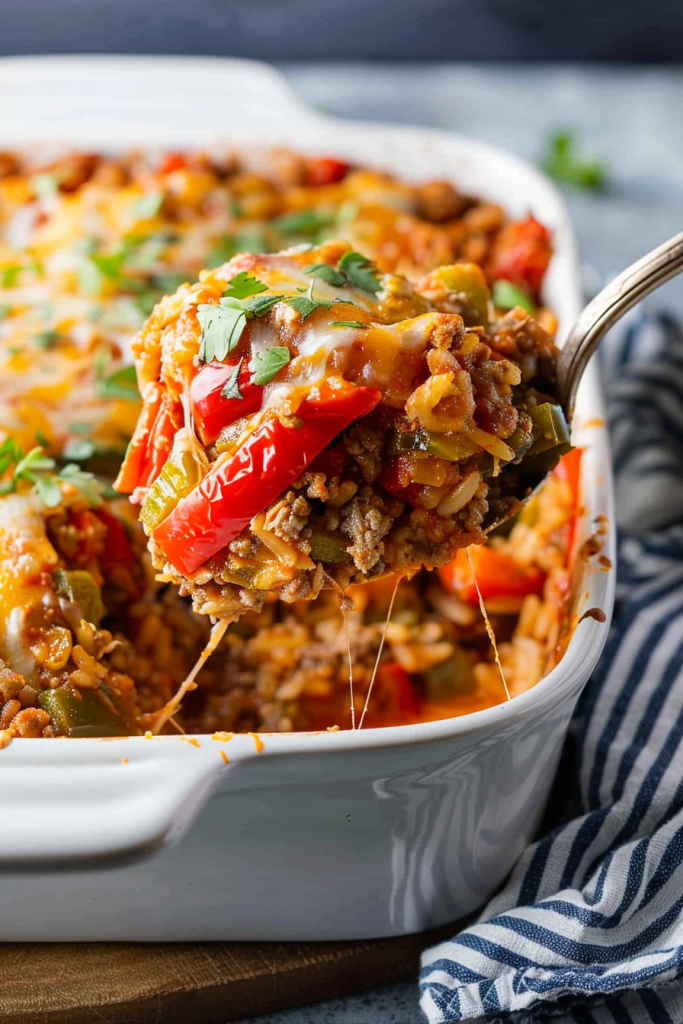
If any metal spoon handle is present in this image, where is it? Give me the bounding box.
[557,229,683,417]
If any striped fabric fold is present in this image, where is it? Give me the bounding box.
[420,309,683,1024]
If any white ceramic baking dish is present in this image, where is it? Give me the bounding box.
[0,56,615,941]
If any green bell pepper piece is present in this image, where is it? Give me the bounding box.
[39,685,132,738]
[52,569,105,626]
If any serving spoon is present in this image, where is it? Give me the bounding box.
[486,228,683,531]
[556,227,683,418]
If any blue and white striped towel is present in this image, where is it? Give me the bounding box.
[420,309,683,1024]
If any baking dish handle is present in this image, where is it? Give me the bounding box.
[0,56,322,143]
[0,741,222,870]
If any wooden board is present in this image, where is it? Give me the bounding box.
[0,926,456,1024]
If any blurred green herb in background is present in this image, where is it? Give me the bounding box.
[541,130,607,191]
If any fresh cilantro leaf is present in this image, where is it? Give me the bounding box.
[206,229,271,269]
[197,304,247,363]
[275,209,336,237]
[207,236,238,269]
[0,266,22,288]
[223,272,269,300]
[541,130,606,191]
[14,446,57,477]
[338,251,381,294]
[236,228,271,253]
[0,437,21,477]
[95,363,140,401]
[133,291,159,317]
[241,294,285,317]
[249,347,291,386]
[62,439,96,462]
[58,464,103,507]
[286,281,331,320]
[304,263,347,287]
[153,271,186,294]
[31,473,63,507]
[221,358,244,400]
[230,199,244,217]
[69,423,92,435]
[33,330,60,350]
[131,191,164,220]
[330,320,367,329]
[492,280,534,314]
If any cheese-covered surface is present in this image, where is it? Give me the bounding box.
[0,144,575,738]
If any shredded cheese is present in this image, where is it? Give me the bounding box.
[151,618,229,735]
[358,575,402,730]
[466,548,511,702]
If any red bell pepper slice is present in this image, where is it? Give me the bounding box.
[488,216,553,297]
[375,662,417,716]
[159,153,188,175]
[190,361,264,446]
[305,157,350,187]
[438,546,545,604]
[114,386,181,497]
[152,379,381,576]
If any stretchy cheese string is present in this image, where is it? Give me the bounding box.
[325,573,357,730]
[466,548,511,702]
[358,574,402,731]
[342,603,356,730]
[151,618,230,734]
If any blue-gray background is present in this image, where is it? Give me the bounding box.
[0,0,681,60]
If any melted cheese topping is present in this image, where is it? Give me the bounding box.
[0,493,58,680]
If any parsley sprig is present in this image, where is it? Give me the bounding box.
[198,274,331,363]
[541,130,606,191]
[249,347,291,386]
[0,439,103,508]
[94,358,140,401]
[304,251,381,295]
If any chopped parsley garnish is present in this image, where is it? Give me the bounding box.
[541,130,606,191]
[206,229,272,269]
[57,463,104,506]
[94,362,140,401]
[153,271,186,294]
[275,209,337,238]
[239,293,285,317]
[133,291,159,317]
[62,439,97,462]
[303,263,347,287]
[197,304,247,363]
[249,347,291,386]
[0,440,103,508]
[338,251,381,294]
[33,330,60,350]
[223,272,269,300]
[330,320,367,329]
[221,358,244,400]
[492,280,534,314]
[287,280,332,319]
[0,266,23,288]
[304,251,382,295]
[131,191,164,220]
[199,273,331,363]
